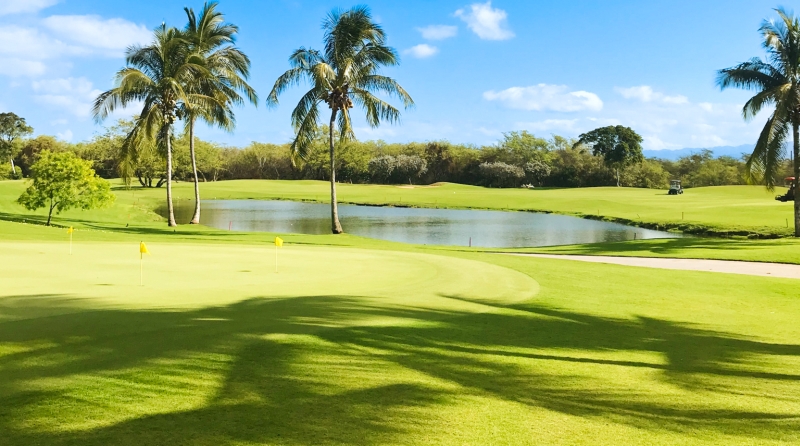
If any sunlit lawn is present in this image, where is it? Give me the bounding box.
[1,234,799,444]
[2,178,800,443]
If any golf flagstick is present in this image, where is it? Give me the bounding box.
[67,226,74,255]
[139,242,150,285]
[274,237,283,273]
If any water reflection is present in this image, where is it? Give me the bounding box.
[165,200,683,248]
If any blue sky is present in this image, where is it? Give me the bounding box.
[0,0,786,150]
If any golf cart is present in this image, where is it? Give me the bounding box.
[668,180,683,195]
[776,177,796,202]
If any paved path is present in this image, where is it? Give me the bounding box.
[512,254,800,279]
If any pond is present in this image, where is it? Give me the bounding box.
[166,200,683,248]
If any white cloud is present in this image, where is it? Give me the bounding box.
[404,44,439,59]
[0,58,47,76]
[455,1,514,40]
[516,119,579,132]
[0,25,85,59]
[614,85,688,105]
[484,84,603,112]
[32,77,102,118]
[0,0,58,16]
[698,102,713,112]
[42,15,152,56]
[417,25,458,40]
[56,129,73,141]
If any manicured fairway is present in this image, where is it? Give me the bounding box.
[2,234,800,445]
[0,179,794,236]
[2,178,800,444]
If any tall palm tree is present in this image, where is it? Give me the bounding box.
[183,2,258,224]
[267,6,413,233]
[718,8,800,236]
[93,25,214,227]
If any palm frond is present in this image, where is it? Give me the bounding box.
[357,75,414,108]
[289,102,321,164]
[267,67,308,107]
[351,88,401,126]
[746,109,790,189]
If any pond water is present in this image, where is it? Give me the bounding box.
[165,200,683,248]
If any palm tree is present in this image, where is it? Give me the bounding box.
[183,1,258,224]
[267,6,413,233]
[718,8,800,236]
[93,25,213,227]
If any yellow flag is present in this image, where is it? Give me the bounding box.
[67,226,74,234]
[140,242,150,255]
[274,237,284,247]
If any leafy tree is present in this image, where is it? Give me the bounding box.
[423,141,456,182]
[0,112,33,175]
[620,159,669,189]
[523,160,551,186]
[267,5,413,233]
[17,151,114,225]
[16,135,68,176]
[394,154,427,184]
[717,8,800,236]
[93,24,216,227]
[478,162,525,188]
[485,131,551,166]
[368,155,395,183]
[182,1,258,224]
[575,125,643,186]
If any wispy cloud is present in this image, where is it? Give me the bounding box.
[404,44,439,59]
[0,15,151,78]
[515,119,579,133]
[614,85,688,104]
[416,24,458,40]
[455,1,514,41]
[32,77,102,117]
[42,15,152,57]
[0,0,58,16]
[484,84,603,112]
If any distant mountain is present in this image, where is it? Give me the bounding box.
[644,144,753,160]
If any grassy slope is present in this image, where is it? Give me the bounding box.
[1,181,800,443]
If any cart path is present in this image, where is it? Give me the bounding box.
[511,254,800,279]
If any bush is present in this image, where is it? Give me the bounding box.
[393,154,427,184]
[478,162,525,188]
[368,155,395,183]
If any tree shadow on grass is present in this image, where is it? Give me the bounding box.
[0,294,799,444]
[524,237,798,258]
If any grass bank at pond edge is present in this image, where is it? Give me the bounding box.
[1,179,795,237]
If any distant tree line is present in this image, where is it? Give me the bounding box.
[0,121,763,190]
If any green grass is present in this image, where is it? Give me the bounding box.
[1,237,799,445]
[502,237,800,264]
[2,179,800,444]
[1,179,794,237]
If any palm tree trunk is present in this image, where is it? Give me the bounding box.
[794,123,800,237]
[189,118,201,224]
[165,124,177,227]
[329,109,343,234]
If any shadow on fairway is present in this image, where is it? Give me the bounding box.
[523,237,798,257]
[0,294,799,444]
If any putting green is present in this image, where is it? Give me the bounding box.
[0,241,538,320]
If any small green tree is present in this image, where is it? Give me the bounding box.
[0,112,33,175]
[17,151,115,225]
[574,125,644,186]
